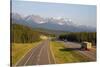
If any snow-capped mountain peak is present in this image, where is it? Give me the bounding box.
[25,15,46,24]
[12,13,96,32]
[58,22,65,25]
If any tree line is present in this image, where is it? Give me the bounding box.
[58,32,96,46]
[11,24,42,43]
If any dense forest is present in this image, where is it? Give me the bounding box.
[11,23,96,46]
[11,23,56,43]
[59,32,96,46]
[11,24,42,43]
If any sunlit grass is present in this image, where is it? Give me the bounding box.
[11,42,41,65]
[50,41,92,64]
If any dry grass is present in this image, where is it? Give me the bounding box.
[50,41,92,64]
[11,42,41,65]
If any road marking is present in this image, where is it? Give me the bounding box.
[64,41,96,61]
[36,43,45,65]
[14,42,42,66]
[23,48,36,65]
[23,43,42,65]
[50,42,56,64]
[47,42,51,64]
[78,51,96,60]
[15,45,34,66]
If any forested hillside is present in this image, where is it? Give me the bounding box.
[11,24,42,43]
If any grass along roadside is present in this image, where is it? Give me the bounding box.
[50,41,92,64]
[11,41,41,65]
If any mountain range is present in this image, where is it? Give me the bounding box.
[11,13,96,32]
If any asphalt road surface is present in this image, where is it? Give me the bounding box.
[15,40,56,66]
[64,42,96,61]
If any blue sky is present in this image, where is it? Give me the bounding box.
[12,0,96,27]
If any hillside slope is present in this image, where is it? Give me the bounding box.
[11,24,42,43]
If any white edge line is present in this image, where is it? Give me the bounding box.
[24,51,34,65]
[47,42,51,64]
[14,46,33,66]
[50,42,56,64]
[23,44,40,65]
[36,43,45,65]
[14,42,41,66]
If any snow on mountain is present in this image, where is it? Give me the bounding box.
[11,13,96,32]
[25,15,46,24]
[44,17,74,26]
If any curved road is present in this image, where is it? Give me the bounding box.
[15,40,55,66]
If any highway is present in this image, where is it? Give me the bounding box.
[15,40,56,66]
[64,42,96,61]
[14,40,96,66]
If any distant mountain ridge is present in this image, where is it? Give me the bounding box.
[11,13,96,32]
